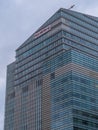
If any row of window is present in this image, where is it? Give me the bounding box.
[15,40,62,75]
[61,10,98,34]
[51,82,97,100]
[52,99,97,113]
[52,91,96,104]
[51,118,73,129]
[74,126,87,130]
[51,72,95,87]
[62,30,98,51]
[66,9,98,29]
[62,17,98,40]
[43,49,98,76]
[51,71,97,93]
[73,109,98,120]
[15,38,62,75]
[73,117,98,128]
[43,51,71,74]
[16,31,62,61]
[71,50,98,71]
[63,38,98,58]
[15,46,63,86]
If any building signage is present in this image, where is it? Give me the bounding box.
[34,25,51,38]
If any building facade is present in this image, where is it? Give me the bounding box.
[4,8,98,130]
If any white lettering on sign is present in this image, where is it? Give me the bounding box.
[34,25,51,38]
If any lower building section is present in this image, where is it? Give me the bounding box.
[4,49,98,130]
[42,49,98,130]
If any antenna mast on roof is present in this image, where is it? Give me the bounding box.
[68,5,75,10]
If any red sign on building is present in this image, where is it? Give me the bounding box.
[34,25,51,38]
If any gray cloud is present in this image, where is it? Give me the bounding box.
[0,0,98,130]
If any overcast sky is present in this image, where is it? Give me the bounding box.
[0,0,98,130]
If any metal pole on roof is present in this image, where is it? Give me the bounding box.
[68,5,75,10]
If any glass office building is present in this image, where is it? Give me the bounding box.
[4,8,98,130]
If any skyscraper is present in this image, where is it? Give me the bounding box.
[4,8,98,130]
